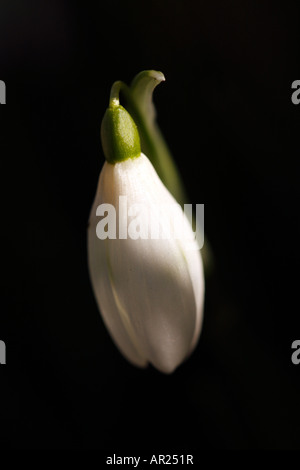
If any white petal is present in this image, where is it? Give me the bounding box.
[102,155,202,373]
[88,170,148,368]
[183,244,205,354]
[177,213,205,353]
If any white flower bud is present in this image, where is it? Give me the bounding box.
[88,153,205,374]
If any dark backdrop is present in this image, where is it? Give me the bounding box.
[1,0,300,450]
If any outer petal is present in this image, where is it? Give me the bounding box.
[88,170,148,368]
[178,223,205,353]
[101,154,202,373]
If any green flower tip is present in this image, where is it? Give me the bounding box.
[101,81,141,165]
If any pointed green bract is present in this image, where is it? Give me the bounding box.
[130,70,165,123]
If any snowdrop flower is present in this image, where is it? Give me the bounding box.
[88,82,204,374]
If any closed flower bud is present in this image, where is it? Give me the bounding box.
[88,81,205,374]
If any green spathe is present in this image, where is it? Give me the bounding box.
[101,103,141,164]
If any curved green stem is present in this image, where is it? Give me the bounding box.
[109,81,123,108]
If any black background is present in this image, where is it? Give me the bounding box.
[1,0,300,450]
